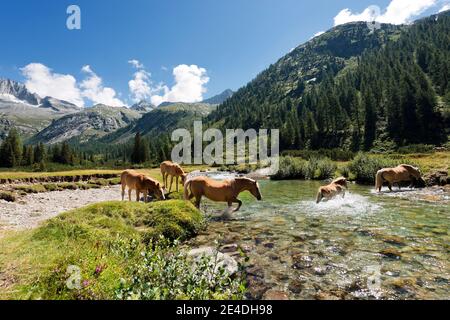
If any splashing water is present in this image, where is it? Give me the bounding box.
[298,192,381,216]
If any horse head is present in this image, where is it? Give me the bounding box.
[332,177,348,188]
[236,177,262,201]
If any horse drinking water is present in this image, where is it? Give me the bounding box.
[184,176,262,212]
[121,170,165,202]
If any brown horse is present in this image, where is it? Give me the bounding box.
[375,164,422,192]
[160,161,187,193]
[316,177,348,204]
[184,176,262,212]
[121,170,165,202]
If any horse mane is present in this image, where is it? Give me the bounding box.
[332,177,347,186]
[399,164,421,176]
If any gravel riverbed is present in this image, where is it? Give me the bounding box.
[0,185,122,231]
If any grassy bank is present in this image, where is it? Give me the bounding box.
[273,151,450,184]
[0,200,244,300]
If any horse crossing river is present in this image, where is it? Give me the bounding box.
[187,177,449,300]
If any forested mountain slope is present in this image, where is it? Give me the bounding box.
[207,11,450,151]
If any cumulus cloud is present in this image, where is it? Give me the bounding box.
[128,59,153,103]
[21,63,84,107]
[80,65,125,107]
[334,0,438,26]
[150,64,209,106]
[127,62,210,106]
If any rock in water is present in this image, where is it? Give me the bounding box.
[188,247,238,275]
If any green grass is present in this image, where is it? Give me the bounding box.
[0,200,220,300]
[0,191,17,202]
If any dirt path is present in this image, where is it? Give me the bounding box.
[0,185,122,231]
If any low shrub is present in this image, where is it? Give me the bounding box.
[348,153,400,184]
[271,157,307,180]
[316,158,338,180]
[0,191,17,202]
[14,184,47,194]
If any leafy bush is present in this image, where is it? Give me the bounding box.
[115,237,244,300]
[316,158,337,180]
[348,153,399,184]
[271,157,307,180]
[281,149,355,161]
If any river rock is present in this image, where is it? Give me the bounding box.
[220,244,239,253]
[423,170,449,186]
[380,248,402,259]
[262,290,289,300]
[188,247,238,275]
[291,254,314,270]
[288,279,305,294]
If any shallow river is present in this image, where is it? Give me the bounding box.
[188,179,449,300]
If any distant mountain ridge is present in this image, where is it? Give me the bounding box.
[202,89,234,105]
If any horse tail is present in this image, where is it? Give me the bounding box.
[316,190,323,204]
[120,171,127,186]
[375,170,384,192]
[184,180,192,200]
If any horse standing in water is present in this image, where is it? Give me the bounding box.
[121,170,165,202]
[375,164,422,192]
[316,177,348,204]
[160,161,187,193]
[184,176,262,212]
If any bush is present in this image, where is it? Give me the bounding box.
[271,157,307,180]
[115,237,245,300]
[0,191,17,202]
[348,153,399,184]
[316,158,337,180]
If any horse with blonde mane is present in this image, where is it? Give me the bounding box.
[184,176,262,211]
[160,161,187,193]
[316,177,348,204]
[375,164,422,192]
[121,170,165,202]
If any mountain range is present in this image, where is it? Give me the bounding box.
[0,78,233,144]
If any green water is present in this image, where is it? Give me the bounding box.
[189,180,449,300]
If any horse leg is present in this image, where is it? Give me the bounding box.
[143,190,148,203]
[121,185,126,201]
[169,176,174,193]
[388,183,393,192]
[194,196,202,209]
[233,199,243,212]
[136,190,140,202]
[176,176,179,192]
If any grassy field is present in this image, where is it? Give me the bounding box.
[0,200,244,300]
[0,165,209,181]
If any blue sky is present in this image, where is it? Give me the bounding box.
[0,0,448,107]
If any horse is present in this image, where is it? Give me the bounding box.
[184,176,262,212]
[121,170,165,202]
[375,164,422,192]
[316,177,348,204]
[160,161,187,193]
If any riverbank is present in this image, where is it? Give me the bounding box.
[0,200,245,300]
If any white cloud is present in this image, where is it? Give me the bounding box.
[150,64,209,106]
[80,65,125,107]
[128,59,144,69]
[127,62,210,106]
[439,3,450,12]
[334,0,438,26]
[21,63,84,107]
[128,59,153,103]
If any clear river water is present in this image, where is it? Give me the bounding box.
[187,178,449,300]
